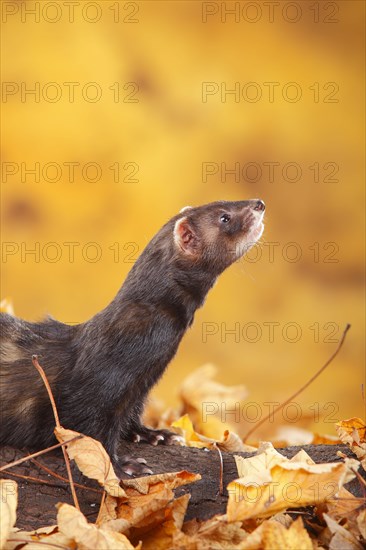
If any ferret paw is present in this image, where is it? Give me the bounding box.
[131,427,184,447]
[115,456,153,478]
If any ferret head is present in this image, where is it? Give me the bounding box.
[173,199,265,274]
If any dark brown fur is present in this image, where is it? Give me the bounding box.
[0,199,265,475]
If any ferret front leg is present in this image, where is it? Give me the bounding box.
[129,423,184,446]
[113,455,153,478]
[123,401,184,446]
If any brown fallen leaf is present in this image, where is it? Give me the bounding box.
[227,443,358,521]
[261,517,313,550]
[54,427,126,498]
[323,512,364,550]
[7,530,76,550]
[335,418,366,469]
[356,509,366,540]
[0,479,17,550]
[173,514,247,550]
[135,494,191,550]
[312,433,341,445]
[179,364,248,439]
[325,486,364,522]
[57,503,136,550]
[121,470,201,495]
[99,471,200,538]
[172,414,256,452]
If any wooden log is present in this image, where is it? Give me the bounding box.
[0,443,364,531]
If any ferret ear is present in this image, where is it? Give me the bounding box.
[173,216,198,255]
[179,205,192,213]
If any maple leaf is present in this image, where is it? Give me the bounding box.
[57,503,136,550]
[227,443,358,521]
[54,427,126,497]
[172,414,256,452]
[335,418,366,470]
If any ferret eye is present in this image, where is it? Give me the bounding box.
[220,213,231,223]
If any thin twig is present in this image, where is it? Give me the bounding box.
[32,355,60,427]
[6,540,68,550]
[96,490,107,524]
[3,470,66,488]
[243,323,351,443]
[32,355,80,510]
[0,437,81,471]
[212,444,224,495]
[351,467,366,497]
[31,458,103,494]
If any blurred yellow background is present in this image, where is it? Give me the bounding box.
[1,1,364,436]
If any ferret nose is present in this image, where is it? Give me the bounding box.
[253,199,265,212]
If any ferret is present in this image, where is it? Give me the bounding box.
[0,199,265,475]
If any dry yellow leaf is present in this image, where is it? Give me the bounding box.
[171,414,211,448]
[135,494,190,550]
[273,426,314,446]
[17,532,75,550]
[0,479,17,550]
[336,418,366,443]
[54,427,126,498]
[115,486,173,534]
[172,514,247,550]
[323,512,364,550]
[102,471,199,538]
[228,443,357,521]
[57,503,135,550]
[96,494,119,526]
[170,493,190,531]
[261,517,313,550]
[234,442,286,483]
[312,433,341,445]
[356,509,366,540]
[3,532,33,550]
[335,418,366,469]
[121,470,201,495]
[172,415,255,452]
[219,431,257,453]
[180,364,248,411]
[325,486,364,521]
[179,364,248,439]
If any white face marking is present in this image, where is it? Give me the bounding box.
[235,210,265,259]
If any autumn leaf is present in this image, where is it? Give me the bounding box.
[323,512,364,550]
[356,509,366,540]
[6,529,75,550]
[261,517,313,550]
[0,480,17,550]
[227,443,358,521]
[99,471,200,538]
[54,427,126,497]
[179,364,248,439]
[57,503,136,550]
[172,414,256,452]
[135,494,191,550]
[335,418,366,469]
[121,470,201,494]
[312,433,341,445]
[325,486,364,522]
